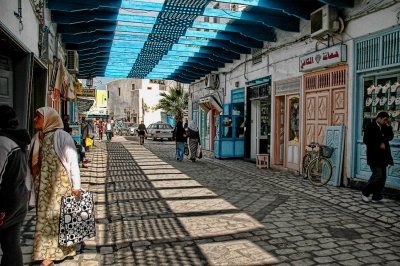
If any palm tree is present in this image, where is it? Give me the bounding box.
[156,87,188,121]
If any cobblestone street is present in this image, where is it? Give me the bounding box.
[4,136,400,265]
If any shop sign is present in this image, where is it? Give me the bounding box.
[76,88,96,97]
[299,44,347,72]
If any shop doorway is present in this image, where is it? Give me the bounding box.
[275,95,301,170]
[250,99,271,158]
[303,65,347,147]
[0,56,13,107]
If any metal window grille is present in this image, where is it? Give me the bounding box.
[252,48,262,65]
[356,28,400,71]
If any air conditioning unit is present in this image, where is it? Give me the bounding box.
[310,5,339,38]
[205,74,219,89]
[66,50,79,74]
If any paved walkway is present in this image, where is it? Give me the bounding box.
[2,136,400,265]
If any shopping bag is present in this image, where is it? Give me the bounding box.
[197,145,203,159]
[58,190,96,247]
[85,137,93,147]
[184,143,189,156]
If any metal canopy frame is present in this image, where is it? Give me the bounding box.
[48,0,354,83]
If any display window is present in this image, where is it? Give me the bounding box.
[362,74,400,139]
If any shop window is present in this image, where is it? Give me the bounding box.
[362,75,400,139]
[222,116,233,138]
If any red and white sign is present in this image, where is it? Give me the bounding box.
[299,44,347,72]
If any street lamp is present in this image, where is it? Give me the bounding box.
[86,74,93,89]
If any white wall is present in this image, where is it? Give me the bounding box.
[0,0,40,55]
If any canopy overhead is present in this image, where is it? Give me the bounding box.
[48,0,354,83]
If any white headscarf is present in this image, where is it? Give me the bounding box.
[188,120,198,132]
[31,107,64,176]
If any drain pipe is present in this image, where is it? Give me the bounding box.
[14,0,23,31]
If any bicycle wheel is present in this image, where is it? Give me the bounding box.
[301,153,313,178]
[307,157,333,186]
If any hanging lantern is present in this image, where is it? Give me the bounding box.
[86,74,93,88]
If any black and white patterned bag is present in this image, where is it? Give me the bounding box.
[58,190,96,246]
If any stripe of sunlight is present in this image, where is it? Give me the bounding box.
[105,5,164,78]
[120,141,279,265]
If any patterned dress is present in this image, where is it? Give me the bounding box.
[32,132,76,261]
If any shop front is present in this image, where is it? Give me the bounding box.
[300,45,348,146]
[0,27,47,133]
[246,76,272,160]
[214,88,244,158]
[273,78,302,171]
[353,27,400,188]
[199,94,222,151]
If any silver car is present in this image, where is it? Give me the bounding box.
[146,122,174,140]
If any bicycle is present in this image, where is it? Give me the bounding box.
[301,142,334,186]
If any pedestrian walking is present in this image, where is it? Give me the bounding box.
[66,127,88,168]
[187,120,200,162]
[361,111,394,203]
[137,121,147,145]
[173,121,187,161]
[62,115,70,132]
[26,107,81,266]
[105,121,113,141]
[97,120,104,140]
[81,117,90,153]
[0,105,30,266]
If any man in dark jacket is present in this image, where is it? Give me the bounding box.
[0,105,31,266]
[361,111,394,203]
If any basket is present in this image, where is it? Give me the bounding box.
[319,145,334,158]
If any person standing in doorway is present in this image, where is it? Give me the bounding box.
[361,111,394,203]
[187,121,200,162]
[0,105,30,266]
[173,121,187,161]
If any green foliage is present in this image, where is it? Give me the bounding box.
[156,87,188,121]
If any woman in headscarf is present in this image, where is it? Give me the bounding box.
[26,107,81,266]
[187,121,200,162]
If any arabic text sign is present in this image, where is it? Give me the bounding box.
[76,88,96,97]
[299,44,347,72]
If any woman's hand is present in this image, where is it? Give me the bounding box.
[72,189,81,197]
[0,212,5,226]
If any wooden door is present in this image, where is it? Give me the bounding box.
[285,95,300,170]
[274,96,285,165]
[304,65,347,147]
[332,88,346,125]
[305,91,329,145]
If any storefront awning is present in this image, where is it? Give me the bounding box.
[199,95,222,112]
[77,98,95,113]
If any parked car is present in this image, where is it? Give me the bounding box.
[146,122,174,140]
[128,124,138,136]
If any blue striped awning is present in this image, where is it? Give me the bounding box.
[48,0,354,83]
